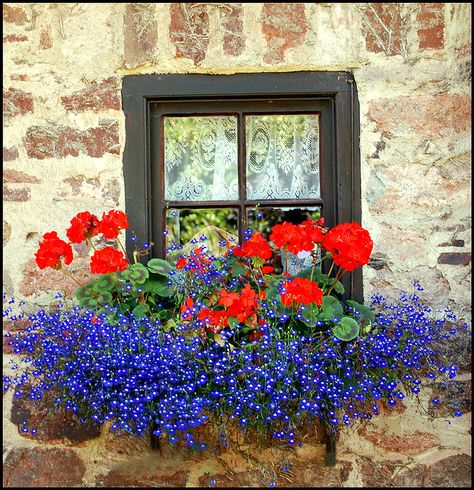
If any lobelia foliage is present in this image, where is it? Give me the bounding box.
[3,209,470,449]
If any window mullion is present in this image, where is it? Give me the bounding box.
[238,111,246,242]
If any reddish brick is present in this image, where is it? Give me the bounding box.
[169,3,209,65]
[3,169,40,183]
[221,4,245,56]
[261,3,307,63]
[61,77,120,112]
[3,447,86,487]
[359,458,402,487]
[23,123,120,159]
[359,428,440,455]
[3,333,14,354]
[3,146,19,161]
[361,4,403,55]
[123,3,157,68]
[10,74,29,81]
[39,23,52,49]
[3,4,27,25]
[3,187,30,202]
[3,34,28,43]
[417,3,445,50]
[425,454,471,487]
[3,87,34,118]
[368,94,471,139]
[3,319,31,332]
[11,389,101,444]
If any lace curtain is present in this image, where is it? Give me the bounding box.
[246,114,320,199]
[164,114,320,201]
[164,116,239,201]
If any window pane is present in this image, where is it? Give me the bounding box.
[165,208,238,259]
[247,206,322,275]
[164,116,239,201]
[246,114,320,200]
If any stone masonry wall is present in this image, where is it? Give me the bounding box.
[3,3,471,487]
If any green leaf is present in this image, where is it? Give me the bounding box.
[228,316,239,328]
[77,296,99,309]
[132,304,149,318]
[96,274,115,290]
[300,303,320,328]
[147,258,174,276]
[141,277,168,294]
[94,291,113,304]
[346,300,375,322]
[316,295,344,322]
[331,316,360,341]
[329,278,345,295]
[122,263,149,284]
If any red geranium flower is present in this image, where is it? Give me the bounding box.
[270,221,314,254]
[90,247,128,274]
[97,210,129,239]
[280,277,324,307]
[35,231,73,270]
[233,232,272,260]
[66,211,99,244]
[323,222,373,272]
[299,219,326,244]
[197,308,230,333]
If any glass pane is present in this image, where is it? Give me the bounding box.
[247,206,322,275]
[165,208,238,260]
[164,116,239,201]
[246,114,320,200]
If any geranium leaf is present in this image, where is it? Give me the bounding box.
[147,258,174,276]
[331,316,360,341]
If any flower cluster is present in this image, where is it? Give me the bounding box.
[4,209,468,454]
[35,209,129,274]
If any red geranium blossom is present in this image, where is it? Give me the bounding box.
[270,221,314,255]
[280,277,324,307]
[66,211,99,244]
[233,232,272,260]
[197,308,230,333]
[35,231,74,270]
[299,219,326,244]
[323,222,373,272]
[90,247,128,274]
[177,247,212,273]
[218,283,259,323]
[97,210,129,239]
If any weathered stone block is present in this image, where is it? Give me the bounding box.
[3,4,28,25]
[437,252,471,265]
[3,87,34,118]
[424,454,471,487]
[3,447,86,487]
[23,123,120,159]
[124,3,157,68]
[262,3,307,63]
[169,3,209,65]
[417,3,445,50]
[3,146,18,161]
[3,186,30,202]
[61,77,120,112]
[10,389,101,444]
[221,4,244,56]
[3,34,28,43]
[3,169,40,183]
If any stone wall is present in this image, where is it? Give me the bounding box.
[3,3,471,487]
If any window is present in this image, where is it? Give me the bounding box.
[122,72,362,300]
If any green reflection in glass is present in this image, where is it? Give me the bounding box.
[166,208,238,260]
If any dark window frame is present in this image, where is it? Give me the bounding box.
[122,72,362,301]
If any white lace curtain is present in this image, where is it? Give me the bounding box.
[164,114,320,201]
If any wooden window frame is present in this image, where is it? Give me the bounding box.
[122,72,362,301]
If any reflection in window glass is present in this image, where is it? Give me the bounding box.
[247,207,322,275]
[164,116,239,201]
[246,114,320,200]
[165,208,238,260]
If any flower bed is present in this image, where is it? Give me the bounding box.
[3,209,469,467]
